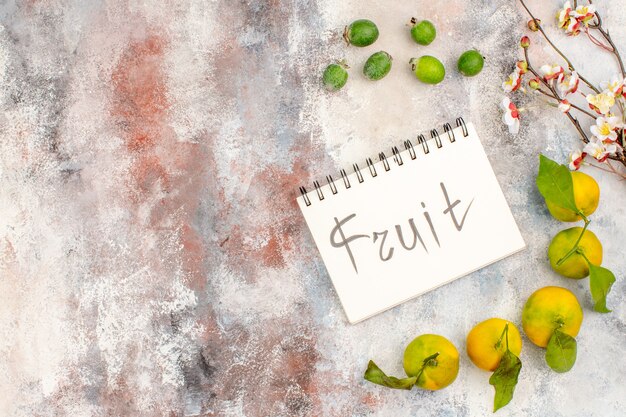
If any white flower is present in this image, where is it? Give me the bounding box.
[586,90,616,115]
[540,64,564,80]
[565,17,581,35]
[571,4,596,22]
[557,2,573,29]
[557,1,595,35]
[501,97,520,135]
[557,1,582,35]
[502,69,522,92]
[603,74,625,97]
[590,115,622,142]
[558,100,572,113]
[557,71,580,95]
[583,138,617,162]
[568,149,586,171]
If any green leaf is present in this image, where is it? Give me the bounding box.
[489,350,522,412]
[364,360,417,390]
[536,154,578,212]
[588,263,616,313]
[545,329,577,373]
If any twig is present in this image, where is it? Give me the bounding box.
[587,1,626,77]
[536,88,556,99]
[586,161,626,179]
[524,48,592,144]
[569,104,598,119]
[584,28,613,52]
[586,162,615,174]
[519,0,626,169]
[595,26,626,77]
[517,0,626,170]
[606,159,626,179]
[535,88,598,119]
[518,0,600,94]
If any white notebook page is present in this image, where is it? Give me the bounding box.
[297,122,525,324]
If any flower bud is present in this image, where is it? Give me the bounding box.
[516,60,528,74]
[527,18,541,32]
[520,36,531,48]
[529,77,541,90]
[558,99,572,113]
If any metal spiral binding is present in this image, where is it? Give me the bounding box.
[392,146,403,166]
[353,163,364,183]
[366,158,377,177]
[443,123,455,143]
[404,140,416,160]
[378,152,390,171]
[299,118,469,206]
[340,169,350,189]
[430,129,442,149]
[326,175,338,194]
[299,186,311,206]
[313,180,324,201]
[417,134,429,154]
[457,117,468,136]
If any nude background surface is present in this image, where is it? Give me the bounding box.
[0,1,624,416]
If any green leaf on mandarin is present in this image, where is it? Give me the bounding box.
[536,155,578,214]
[489,350,522,412]
[545,329,577,373]
[588,263,616,313]
[363,360,417,390]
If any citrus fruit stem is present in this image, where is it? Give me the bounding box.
[556,216,591,266]
[415,352,440,381]
[553,317,565,329]
[579,251,592,265]
[494,323,509,351]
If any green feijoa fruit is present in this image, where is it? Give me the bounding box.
[410,18,436,46]
[344,19,379,47]
[322,62,349,91]
[457,50,484,76]
[410,56,445,84]
[363,51,392,80]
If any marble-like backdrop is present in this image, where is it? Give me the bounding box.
[0,1,624,416]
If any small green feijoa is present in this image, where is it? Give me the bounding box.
[410,55,445,84]
[343,19,379,47]
[410,18,436,45]
[363,51,392,81]
[322,62,349,91]
[457,50,485,76]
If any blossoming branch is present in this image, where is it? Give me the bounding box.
[503,0,626,179]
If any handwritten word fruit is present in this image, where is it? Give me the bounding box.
[322,62,349,92]
[457,50,485,77]
[545,171,599,222]
[522,286,582,372]
[409,18,436,46]
[344,19,379,47]
[410,55,445,84]
[467,319,523,412]
[364,334,459,391]
[329,182,472,273]
[363,51,392,80]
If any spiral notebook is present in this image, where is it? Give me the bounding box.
[297,119,525,324]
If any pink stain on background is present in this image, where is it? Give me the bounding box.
[110,33,209,291]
